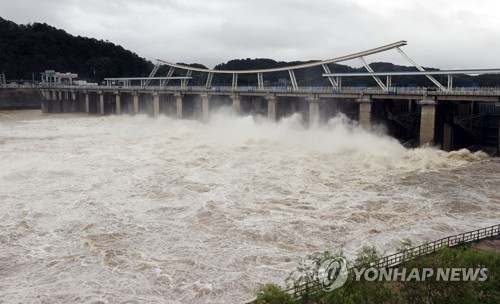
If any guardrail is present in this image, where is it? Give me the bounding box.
[5,83,500,96]
[0,84,40,89]
[282,224,500,301]
[374,224,500,268]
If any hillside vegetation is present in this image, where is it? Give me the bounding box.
[255,245,500,304]
[0,17,152,82]
[2,17,500,87]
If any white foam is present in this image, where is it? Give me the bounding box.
[0,110,497,303]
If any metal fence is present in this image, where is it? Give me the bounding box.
[280,224,500,301]
[4,83,500,96]
[373,224,500,269]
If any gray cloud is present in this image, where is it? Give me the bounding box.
[1,0,500,69]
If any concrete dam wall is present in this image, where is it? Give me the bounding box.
[0,88,42,109]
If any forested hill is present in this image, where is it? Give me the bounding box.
[2,17,499,87]
[0,17,153,81]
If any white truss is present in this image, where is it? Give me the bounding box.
[142,41,483,92]
[232,73,238,90]
[205,72,214,88]
[181,70,193,88]
[257,73,264,89]
[144,62,161,86]
[359,56,388,91]
[395,47,448,92]
[161,67,176,86]
[322,64,338,87]
[288,70,298,89]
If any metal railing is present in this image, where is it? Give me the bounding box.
[373,224,499,269]
[5,83,500,96]
[282,224,500,301]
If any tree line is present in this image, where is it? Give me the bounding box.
[0,17,152,82]
[2,17,500,87]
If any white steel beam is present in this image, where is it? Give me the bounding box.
[232,73,238,90]
[324,69,500,76]
[148,62,160,78]
[161,67,176,86]
[181,70,193,88]
[145,62,161,86]
[395,47,448,92]
[288,70,298,90]
[105,77,191,81]
[322,64,338,87]
[205,72,213,88]
[154,41,407,75]
[359,57,388,91]
[257,73,264,89]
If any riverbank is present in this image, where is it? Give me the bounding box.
[255,232,500,303]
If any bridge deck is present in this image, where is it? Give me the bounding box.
[30,85,500,103]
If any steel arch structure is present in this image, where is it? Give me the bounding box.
[147,40,449,91]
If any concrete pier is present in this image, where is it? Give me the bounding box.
[267,96,277,121]
[442,122,453,151]
[41,99,47,113]
[231,94,241,113]
[308,97,320,128]
[201,94,209,122]
[84,93,90,113]
[358,96,372,130]
[62,95,74,112]
[115,93,121,115]
[153,92,160,117]
[132,93,139,114]
[418,99,437,146]
[175,93,183,118]
[51,100,60,113]
[99,92,105,115]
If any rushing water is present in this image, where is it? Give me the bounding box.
[0,109,498,303]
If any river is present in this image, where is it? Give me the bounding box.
[0,110,498,303]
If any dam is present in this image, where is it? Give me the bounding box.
[36,84,500,154]
[4,40,500,153]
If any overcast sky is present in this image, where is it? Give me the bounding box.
[2,0,500,69]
